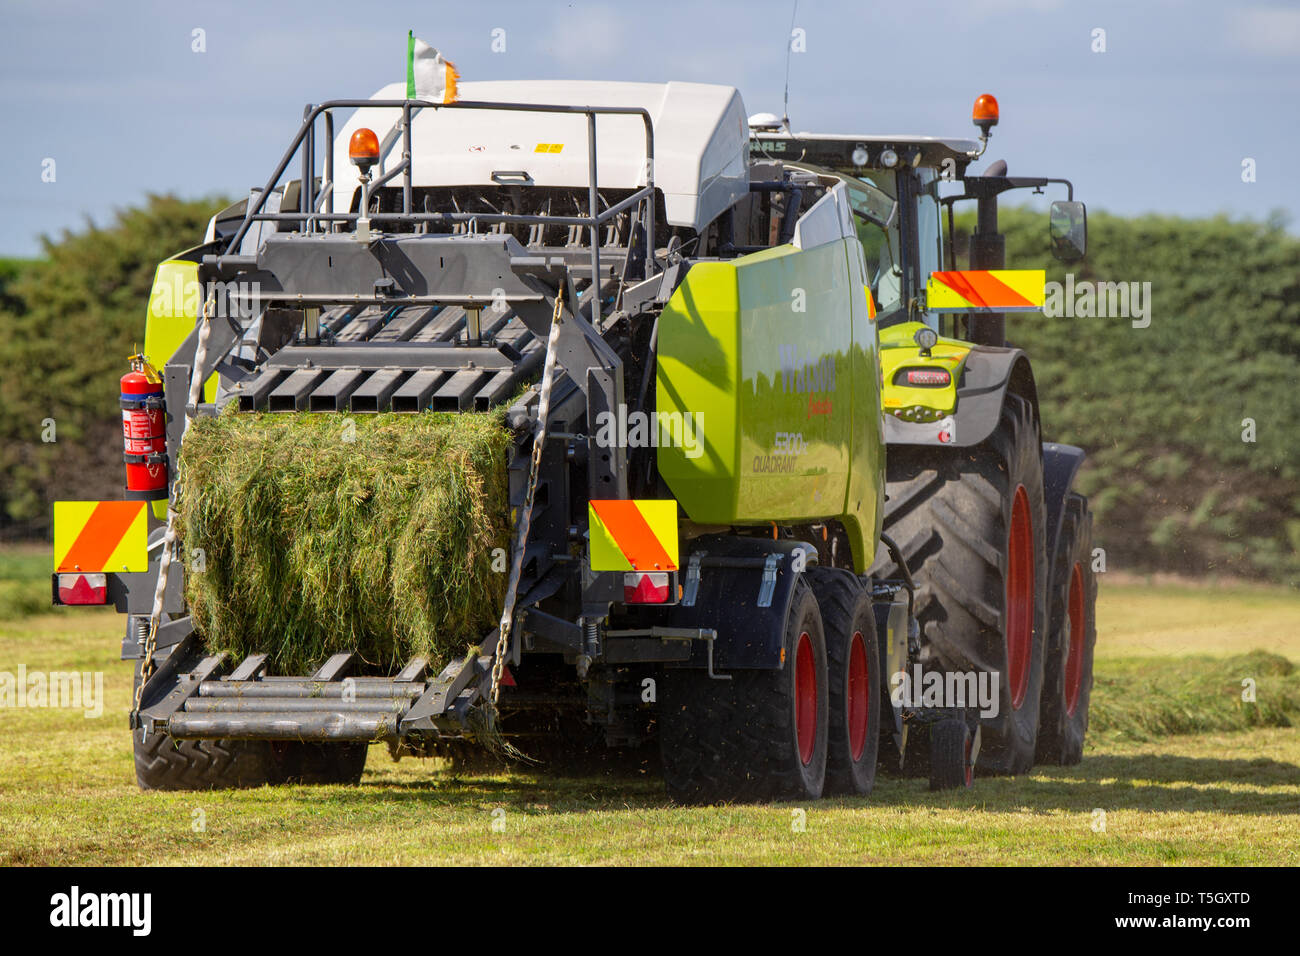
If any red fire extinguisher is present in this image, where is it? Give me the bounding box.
[121,354,168,502]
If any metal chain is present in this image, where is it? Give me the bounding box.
[487,285,565,722]
[134,295,217,714]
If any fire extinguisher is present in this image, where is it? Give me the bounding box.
[121,354,168,502]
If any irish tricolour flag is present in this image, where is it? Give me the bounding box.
[406,31,458,103]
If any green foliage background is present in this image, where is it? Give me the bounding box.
[0,195,226,534]
[0,195,1296,584]
[976,207,1300,585]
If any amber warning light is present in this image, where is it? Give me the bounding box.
[972,94,999,134]
[349,127,380,172]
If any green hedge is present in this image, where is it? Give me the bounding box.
[1,196,1296,584]
[975,207,1300,585]
[0,195,227,534]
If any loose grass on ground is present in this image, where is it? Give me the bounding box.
[2,575,1298,865]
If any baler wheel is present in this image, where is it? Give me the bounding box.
[268,741,368,785]
[806,569,881,796]
[132,659,277,791]
[659,579,828,803]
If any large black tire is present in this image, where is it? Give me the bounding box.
[132,660,366,789]
[132,659,277,791]
[877,393,1049,775]
[806,568,880,796]
[659,579,828,803]
[134,732,277,791]
[1036,493,1097,765]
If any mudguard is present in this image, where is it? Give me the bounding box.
[884,345,1039,449]
[1042,442,1087,578]
[642,535,819,670]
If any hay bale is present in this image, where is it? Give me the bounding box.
[175,408,513,675]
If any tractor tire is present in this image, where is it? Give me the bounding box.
[659,578,828,803]
[806,569,880,796]
[132,660,277,791]
[1036,493,1097,765]
[268,742,369,785]
[928,719,975,791]
[877,393,1049,775]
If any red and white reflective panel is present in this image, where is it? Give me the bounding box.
[56,573,108,605]
[623,571,671,604]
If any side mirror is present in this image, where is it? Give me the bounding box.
[1049,200,1087,262]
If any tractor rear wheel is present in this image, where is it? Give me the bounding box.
[1036,493,1097,765]
[806,568,880,796]
[659,579,828,803]
[877,393,1049,775]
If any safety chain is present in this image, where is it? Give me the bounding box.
[133,294,217,716]
[487,285,566,724]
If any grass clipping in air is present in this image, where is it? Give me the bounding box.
[176,409,512,676]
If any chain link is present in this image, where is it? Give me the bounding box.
[487,286,566,723]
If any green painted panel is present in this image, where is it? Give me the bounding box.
[657,238,883,572]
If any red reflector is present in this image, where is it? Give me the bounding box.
[906,368,951,386]
[498,666,516,687]
[57,573,108,605]
[624,572,671,604]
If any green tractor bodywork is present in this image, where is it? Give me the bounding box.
[656,236,884,573]
[878,321,969,425]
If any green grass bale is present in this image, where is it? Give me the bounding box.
[175,409,513,675]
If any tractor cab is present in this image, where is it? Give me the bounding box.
[749,94,1087,348]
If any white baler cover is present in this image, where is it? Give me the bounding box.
[331,80,750,233]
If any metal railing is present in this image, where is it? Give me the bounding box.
[224,98,658,324]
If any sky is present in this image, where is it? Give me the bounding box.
[1,0,1297,257]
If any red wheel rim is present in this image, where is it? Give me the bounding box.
[1006,484,1034,710]
[1064,562,1085,716]
[847,631,871,761]
[795,631,818,765]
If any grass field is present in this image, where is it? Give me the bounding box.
[0,559,1297,866]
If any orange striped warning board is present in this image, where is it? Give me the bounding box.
[588,499,679,572]
[927,270,1045,313]
[53,501,148,573]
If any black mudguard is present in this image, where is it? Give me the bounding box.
[884,345,1039,450]
[1042,442,1088,579]
[645,535,818,670]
